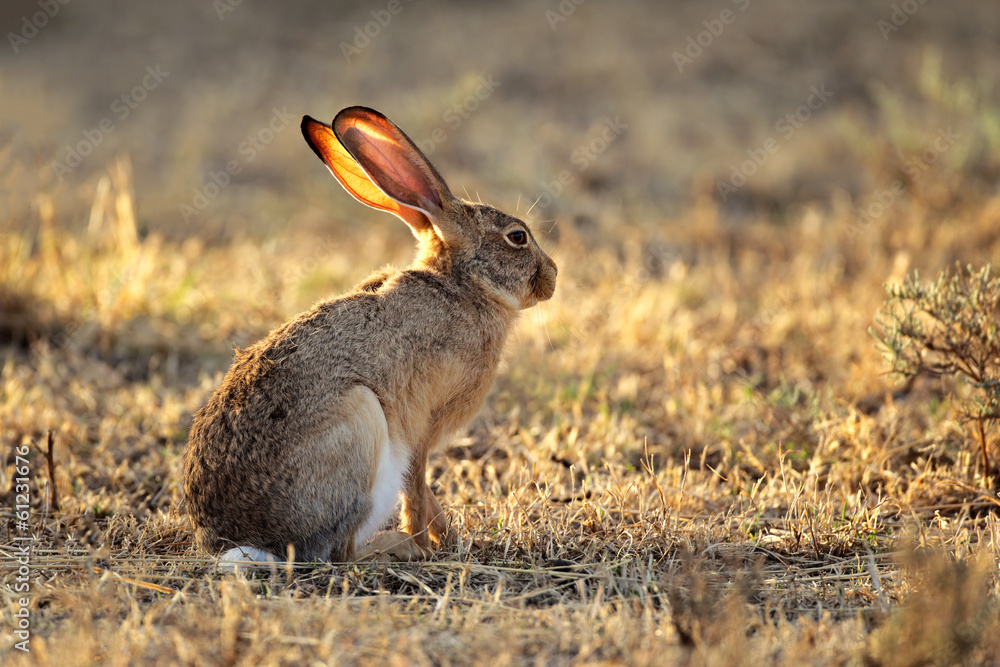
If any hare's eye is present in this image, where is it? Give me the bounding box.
[506,230,528,246]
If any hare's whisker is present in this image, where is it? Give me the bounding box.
[525,194,545,217]
[540,307,554,351]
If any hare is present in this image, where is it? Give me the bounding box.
[183,106,557,568]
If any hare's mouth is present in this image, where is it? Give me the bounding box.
[530,264,557,303]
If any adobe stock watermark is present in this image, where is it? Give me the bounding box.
[341,0,416,63]
[877,0,930,40]
[179,107,294,223]
[10,442,33,653]
[415,75,500,157]
[546,0,587,30]
[213,0,244,21]
[51,65,170,181]
[716,83,833,202]
[533,115,628,209]
[7,0,72,54]
[672,0,751,73]
[846,126,958,241]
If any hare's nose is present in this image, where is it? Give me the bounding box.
[533,257,557,302]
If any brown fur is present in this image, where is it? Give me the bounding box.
[183,107,557,562]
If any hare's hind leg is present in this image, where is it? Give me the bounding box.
[348,388,411,548]
[296,385,407,562]
[217,546,283,574]
[336,387,430,563]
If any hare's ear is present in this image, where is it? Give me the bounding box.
[333,107,465,246]
[302,109,463,246]
[302,115,429,236]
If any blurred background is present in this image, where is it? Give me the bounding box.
[4,0,998,239]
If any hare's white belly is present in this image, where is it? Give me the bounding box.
[354,435,408,548]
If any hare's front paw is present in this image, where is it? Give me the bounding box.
[357,531,431,562]
[427,489,453,548]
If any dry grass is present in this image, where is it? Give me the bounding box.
[4,2,1000,665]
[3,154,1000,664]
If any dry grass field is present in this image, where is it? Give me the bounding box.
[3,1,1000,664]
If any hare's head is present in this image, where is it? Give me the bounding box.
[302,107,556,310]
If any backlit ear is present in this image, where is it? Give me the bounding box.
[302,115,433,237]
[332,107,464,246]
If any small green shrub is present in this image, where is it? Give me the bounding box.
[872,264,1000,479]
